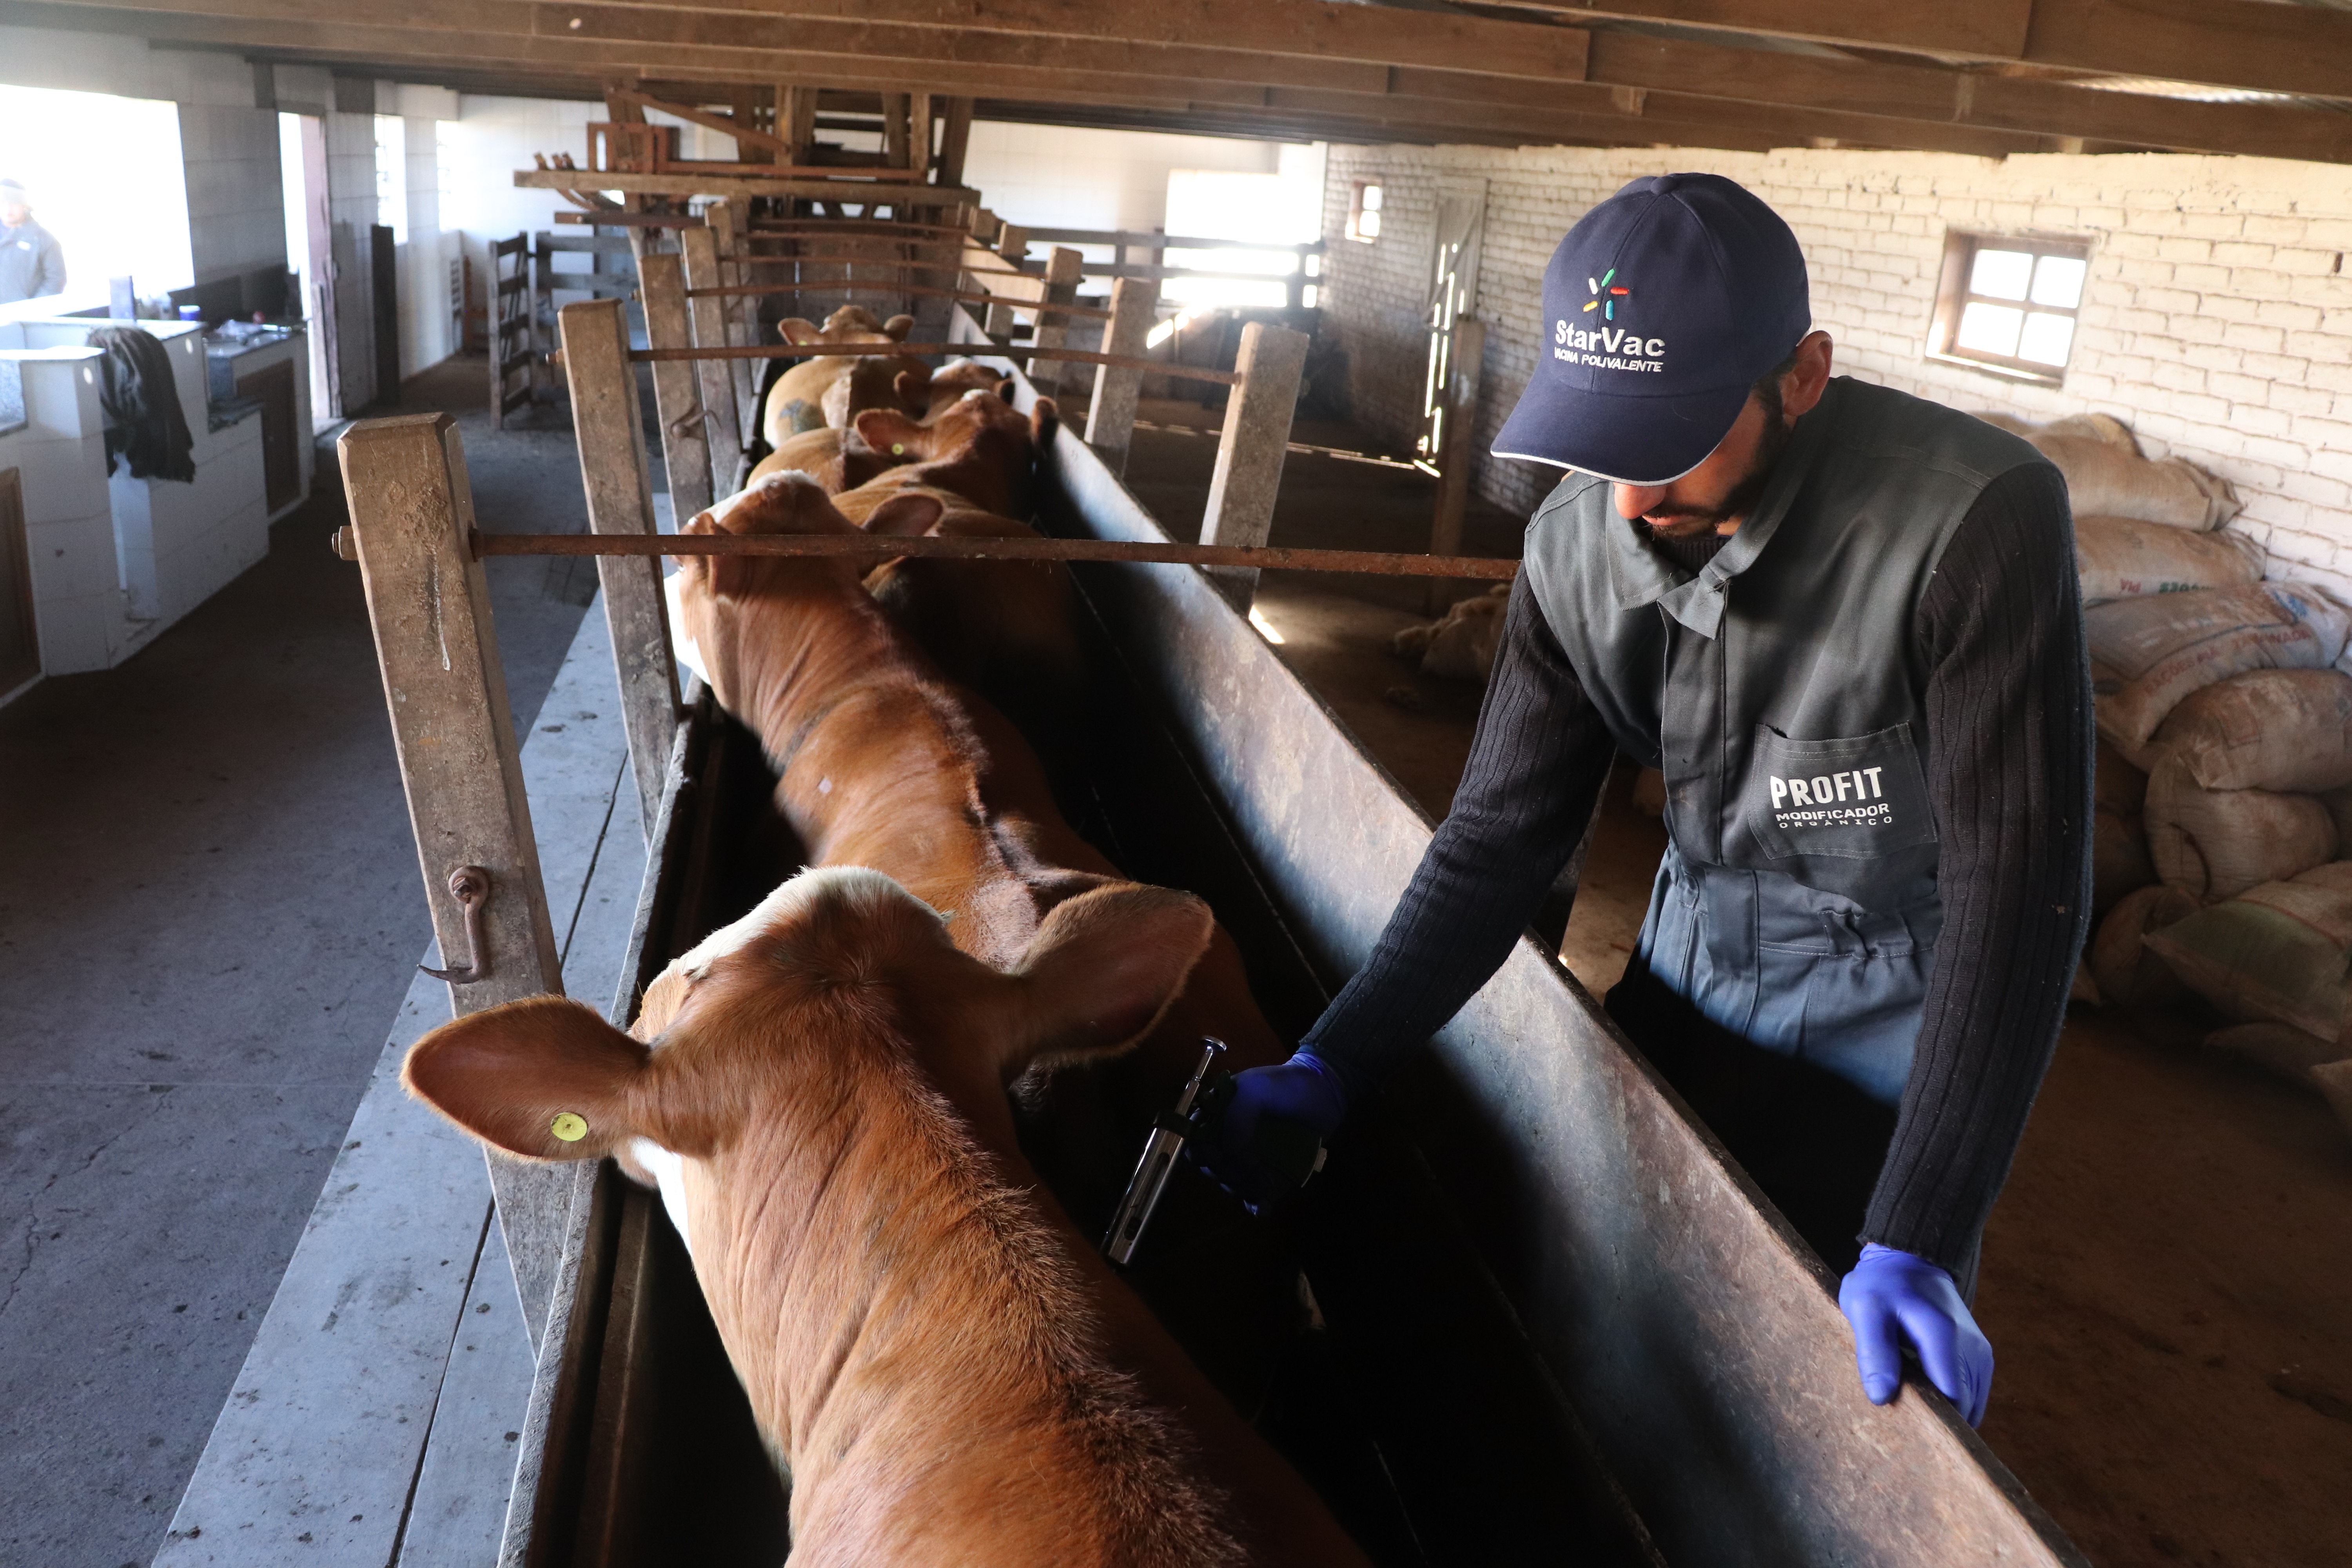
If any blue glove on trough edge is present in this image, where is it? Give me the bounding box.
[1190,1051,1348,1209]
[1838,1242,1995,1426]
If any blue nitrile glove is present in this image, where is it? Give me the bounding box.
[1838,1243,1995,1426]
[1188,1051,1348,1210]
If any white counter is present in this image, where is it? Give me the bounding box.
[0,318,276,676]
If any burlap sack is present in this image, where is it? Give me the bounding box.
[2089,583,2351,756]
[2144,752,2337,902]
[2313,1059,2352,1142]
[2323,785,2352,851]
[2033,433,2241,530]
[2093,806,2154,917]
[1393,584,1508,682]
[2203,1021,2347,1082]
[2074,516,2263,603]
[2096,735,2149,819]
[2151,669,2352,793]
[2090,884,2199,1007]
[2143,862,2352,1040]
[1977,411,2139,451]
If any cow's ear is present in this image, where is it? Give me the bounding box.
[854,408,927,459]
[882,313,915,341]
[403,996,677,1161]
[1030,396,1060,448]
[778,317,820,345]
[863,492,945,539]
[1004,884,1213,1072]
[677,494,762,600]
[893,367,931,407]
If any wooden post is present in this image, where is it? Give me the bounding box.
[704,199,759,446]
[936,98,973,189]
[1086,276,1159,478]
[679,225,747,495]
[1032,245,1084,398]
[1199,320,1311,609]
[985,225,1029,340]
[1428,314,1487,613]
[908,92,935,179]
[728,87,763,161]
[881,91,912,169]
[338,412,573,1351]
[636,253,713,530]
[556,299,683,839]
[780,83,818,163]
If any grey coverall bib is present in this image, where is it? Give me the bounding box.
[1524,377,2047,1107]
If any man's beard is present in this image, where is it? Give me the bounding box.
[1642,414,1794,539]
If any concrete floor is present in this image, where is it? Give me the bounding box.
[1123,400,2352,1566]
[0,360,604,1568]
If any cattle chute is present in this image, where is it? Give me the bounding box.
[329,208,2089,1563]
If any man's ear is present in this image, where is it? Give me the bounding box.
[853,408,929,459]
[1783,329,1836,422]
[778,317,820,345]
[1005,884,1214,1073]
[863,492,946,538]
[403,995,677,1161]
[882,313,915,341]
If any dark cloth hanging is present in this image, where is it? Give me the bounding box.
[86,326,196,483]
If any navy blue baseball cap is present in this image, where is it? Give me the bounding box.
[1492,173,1810,486]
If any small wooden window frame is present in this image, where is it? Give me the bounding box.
[1928,231,2091,386]
[1346,180,1384,244]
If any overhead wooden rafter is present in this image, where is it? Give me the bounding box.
[9,0,2352,162]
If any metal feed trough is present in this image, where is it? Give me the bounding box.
[334,212,2088,1566]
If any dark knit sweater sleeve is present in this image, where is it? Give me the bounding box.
[1298,573,1617,1100]
[1862,460,2092,1270]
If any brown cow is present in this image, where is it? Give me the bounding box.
[897,356,1013,420]
[760,304,929,449]
[825,389,1081,720]
[402,866,1370,1565]
[675,474,1296,1388]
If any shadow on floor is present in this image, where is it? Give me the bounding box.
[0,354,608,1568]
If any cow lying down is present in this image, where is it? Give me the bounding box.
[404,866,1369,1566]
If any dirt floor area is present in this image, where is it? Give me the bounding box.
[0,356,604,1567]
[1118,397,2352,1566]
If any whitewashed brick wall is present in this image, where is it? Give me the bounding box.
[1320,145,2352,599]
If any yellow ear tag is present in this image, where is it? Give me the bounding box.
[891,443,905,455]
[550,1112,589,1143]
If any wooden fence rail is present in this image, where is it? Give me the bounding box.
[465,529,1517,581]
[622,341,1245,386]
[688,279,1112,319]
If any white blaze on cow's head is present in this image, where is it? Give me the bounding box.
[400,867,1215,1265]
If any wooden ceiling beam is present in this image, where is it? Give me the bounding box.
[26,0,2352,162]
[0,0,2007,153]
[1499,0,2352,101]
[36,0,2352,161]
[1567,33,2352,163]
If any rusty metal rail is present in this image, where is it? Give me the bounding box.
[688,279,1112,318]
[748,220,973,238]
[461,528,1517,580]
[624,341,1242,385]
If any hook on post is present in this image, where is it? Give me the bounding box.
[420,866,493,985]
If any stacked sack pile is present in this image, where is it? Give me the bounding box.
[1985,413,2352,1141]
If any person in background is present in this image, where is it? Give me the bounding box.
[1,179,67,304]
